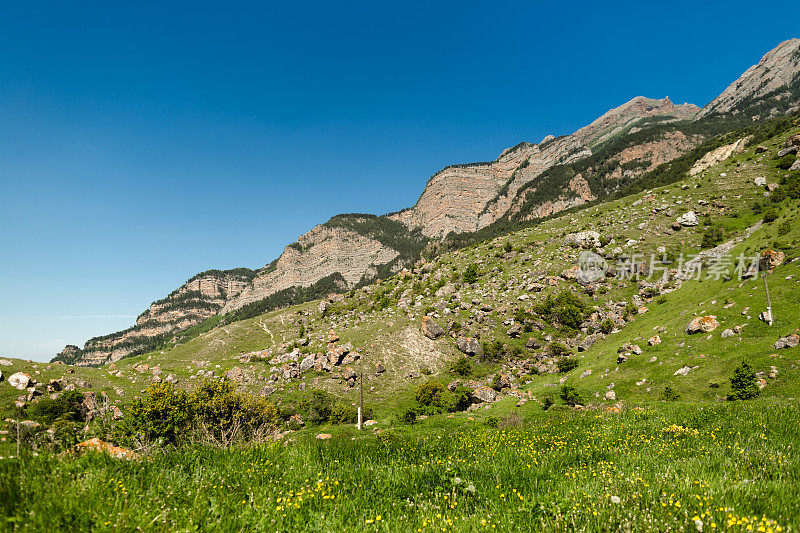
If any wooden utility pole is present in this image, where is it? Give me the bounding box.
[763,270,773,326]
[357,352,364,430]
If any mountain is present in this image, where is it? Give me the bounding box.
[574,96,699,148]
[696,38,800,121]
[55,39,800,365]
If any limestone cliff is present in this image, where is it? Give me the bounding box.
[63,269,255,365]
[222,218,412,314]
[575,96,699,148]
[697,38,800,120]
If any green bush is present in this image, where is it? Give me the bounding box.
[450,357,473,377]
[729,361,760,400]
[776,154,796,170]
[415,381,446,407]
[599,318,615,334]
[660,386,681,402]
[557,357,579,373]
[114,381,278,446]
[763,208,779,223]
[777,220,791,236]
[330,404,358,425]
[299,390,336,426]
[26,390,84,425]
[533,291,588,332]
[463,263,479,284]
[559,385,583,406]
[548,342,571,357]
[398,407,417,425]
[115,383,192,445]
[701,226,725,249]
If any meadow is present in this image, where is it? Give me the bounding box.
[1,400,797,532]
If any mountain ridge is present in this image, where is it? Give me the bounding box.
[54,39,800,365]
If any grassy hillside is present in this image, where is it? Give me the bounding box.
[1,123,799,531]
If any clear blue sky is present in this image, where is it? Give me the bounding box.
[1,1,798,361]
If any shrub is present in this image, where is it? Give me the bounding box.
[599,318,615,334]
[300,390,336,426]
[557,357,579,373]
[533,291,588,332]
[777,220,791,236]
[701,226,725,249]
[26,390,84,425]
[415,381,446,407]
[559,385,582,406]
[548,342,571,357]
[398,407,417,425]
[660,386,681,402]
[729,360,760,400]
[763,208,779,223]
[449,387,472,412]
[776,154,796,170]
[463,263,479,284]
[480,339,505,362]
[115,383,192,445]
[329,403,358,425]
[542,397,554,411]
[450,357,473,377]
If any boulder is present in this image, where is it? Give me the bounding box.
[421,316,445,340]
[471,386,498,403]
[791,158,800,172]
[563,230,601,249]
[721,329,736,339]
[456,336,483,357]
[506,324,523,338]
[673,366,693,376]
[259,385,276,397]
[299,355,315,373]
[74,437,139,460]
[604,390,616,401]
[686,316,719,334]
[375,362,386,374]
[648,335,661,346]
[676,211,699,227]
[775,333,799,349]
[8,372,31,390]
[327,329,339,343]
[760,249,786,270]
[754,176,767,187]
[578,334,598,352]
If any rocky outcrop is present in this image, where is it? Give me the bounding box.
[574,96,699,148]
[390,136,592,238]
[697,38,800,120]
[222,222,402,314]
[63,269,255,366]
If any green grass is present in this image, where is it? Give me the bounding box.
[1,401,797,531]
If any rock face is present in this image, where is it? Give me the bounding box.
[697,38,800,120]
[390,137,592,238]
[65,269,256,366]
[223,220,403,314]
[574,96,699,148]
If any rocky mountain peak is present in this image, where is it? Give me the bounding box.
[574,96,700,148]
[696,38,800,120]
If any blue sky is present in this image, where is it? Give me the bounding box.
[1,1,798,361]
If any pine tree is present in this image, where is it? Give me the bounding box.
[730,360,759,400]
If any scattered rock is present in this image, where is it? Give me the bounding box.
[754,176,767,187]
[421,316,445,340]
[604,390,616,401]
[760,249,786,270]
[648,335,661,346]
[563,230,601,249]
[8,373,31,390]
[721,329,736,339]
[673,366,694,376]
[226,366,245,383]
[686,316,719,334]
[676,211,699,226]
[471,386,498,403]
[74,437,139,460]
[456,336,483,357]
[316,433,332,440]
[775,333,799,349]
